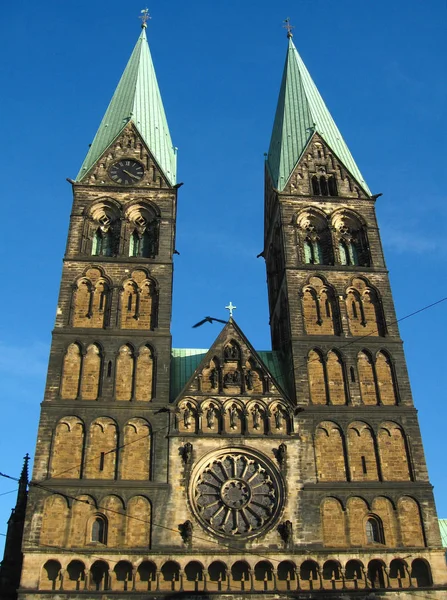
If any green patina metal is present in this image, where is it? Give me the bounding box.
[76,27,176,185]
[170,348,209,401]
[170,348,286,401]
[439,519,447,548]
[267,38,370,195]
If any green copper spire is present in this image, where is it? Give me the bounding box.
[267,37,370,195]
[76,26,176,185]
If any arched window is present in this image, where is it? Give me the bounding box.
[347,278,384,337]
[141,228,154,257]
[92,229,103,256]
[88,201,121,257]
[332,211,370,267]
[304,238,324,264]
[92,228,114,257]
[208,561,228,591]
[339,240,348,265]
[302,277,340,335]
[40,560,62,590]
[65,560,85,591]
[120,271,157,330]
[320,176,328,196]
[126,205,159,258]
[303,238,312,263]
[311,176,320,195]
[297,210,333,265]
[328,176,338,196]
[91,516,107,544]
[72,268,109,329]
[129,230,140,257]
[368,560,386,589]
[89,560,109,591]
[348,240,359,265]
[411,559,432,587]
[366,516,384,544]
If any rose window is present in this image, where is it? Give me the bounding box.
[191,449,283,538]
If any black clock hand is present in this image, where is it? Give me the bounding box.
[122,169,139,180]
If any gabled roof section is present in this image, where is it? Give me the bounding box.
[171,319,290,403]
[267,37,370,195]
[76,27,176,185]
[171,348,209,401]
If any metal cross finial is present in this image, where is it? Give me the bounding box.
[225,302,237,318]
[283,17,294,39]
[139,8,151,28]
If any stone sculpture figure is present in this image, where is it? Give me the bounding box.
[274,408,283,430]
[209,368,218,389]
[179,520,193,545]
[229,405,238,429]
[206,406,216,429]
[252,405,261,429]
[277,443,287,467]
[246,369,254,390]
[182,442,193,464]
[183,405,192,429]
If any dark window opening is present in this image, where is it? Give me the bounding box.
[320,176,328,196]
[130,231,140,257]
[328,176,338,196]
[99,452,105,472]
[127,295,133,311]
[91,517,106,544]
[361,456,367,474]
[366,517,384,544]
[141,230,152,257]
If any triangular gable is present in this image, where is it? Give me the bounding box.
[76,121,173,189]
[281,132,370,199]
[173,318,291,405]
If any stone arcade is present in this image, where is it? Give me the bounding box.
[1,15,447,600]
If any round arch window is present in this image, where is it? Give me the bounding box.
[190,448,284,539]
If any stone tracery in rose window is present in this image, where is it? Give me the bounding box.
[191,450,283,538]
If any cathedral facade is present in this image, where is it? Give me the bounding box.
[6,17,447,600]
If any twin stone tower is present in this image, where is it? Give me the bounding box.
[3,19,447,600]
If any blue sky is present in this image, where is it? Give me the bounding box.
[1,0,446,553]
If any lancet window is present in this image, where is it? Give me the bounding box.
[88,201,121,257]
[357,350,399,405]
[332,210,370,267]
[307,349,348,405]
[346,278,385,337]
[91,516,107,544]
[126,203,159,258]
[72,268,110,328]
[297,210,333,265]
[60,342,102,401]
[311,174,338,197]
[120,270,157,330]
[114,343,155,402]
[302,276,340,335]
[366,516,384,544]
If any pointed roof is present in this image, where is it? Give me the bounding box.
[171,319,289,402]
[267,37,370,195]
[76,27,176,185]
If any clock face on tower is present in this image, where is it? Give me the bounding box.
[108,159,145,185]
